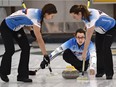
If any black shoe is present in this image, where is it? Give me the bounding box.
[17,78,32,82]
[96,73,104,77]
[0,73,9,82]
[106,76,113,80]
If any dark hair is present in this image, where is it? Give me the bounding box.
[41,3,57,26]
[75,28,85,36]
[70,4,91,22]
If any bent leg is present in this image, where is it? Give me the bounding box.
[63,49,89,71]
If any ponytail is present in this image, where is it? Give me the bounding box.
[41,3,57,27]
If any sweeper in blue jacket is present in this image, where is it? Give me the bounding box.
[0,3,57,82]
[69,4,116,79]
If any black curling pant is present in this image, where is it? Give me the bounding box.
[63,49,89,72]
[0,20,30,79]
[95,25,116,76]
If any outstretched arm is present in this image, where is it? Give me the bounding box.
[33,25,47,55]
[33,25,51,69]
[49,38,73,61]
[49,46,64,61]
[82,26,95,60]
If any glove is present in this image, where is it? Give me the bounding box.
[40,55,50,69]
[30,30,36,39]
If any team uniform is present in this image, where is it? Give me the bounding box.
[0,9,42,80]
[83,8,116,34]
[83,8,116,77]
[49,37,96,71]
[5,8,42,31]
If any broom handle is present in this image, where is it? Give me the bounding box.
[48,64,52,72]
[82,59,85,75]
[81,0,90,76]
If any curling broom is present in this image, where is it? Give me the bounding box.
[77,0,91,80]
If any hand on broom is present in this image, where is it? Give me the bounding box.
[40,55,50,69]
[29,55,51,75]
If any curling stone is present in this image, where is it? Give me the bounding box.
[62,65,79,79]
